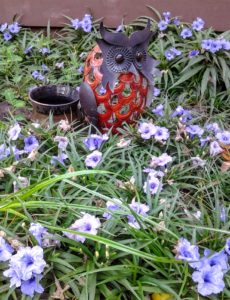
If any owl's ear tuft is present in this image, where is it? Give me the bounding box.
[130,19,153,46]
[99,22,130,47]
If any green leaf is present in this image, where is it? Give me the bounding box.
[201,68,210,97]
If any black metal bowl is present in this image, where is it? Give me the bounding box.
[29,85,79,115]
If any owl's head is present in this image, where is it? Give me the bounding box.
[96,20,160,91]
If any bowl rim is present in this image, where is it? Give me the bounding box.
[29,85,79,108]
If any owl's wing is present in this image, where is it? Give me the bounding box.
[79,82,98,127]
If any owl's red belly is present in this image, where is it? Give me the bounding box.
[83,45,148,133]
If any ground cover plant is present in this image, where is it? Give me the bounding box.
[0,9,230,300]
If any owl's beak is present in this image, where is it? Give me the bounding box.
[128,63,140,81]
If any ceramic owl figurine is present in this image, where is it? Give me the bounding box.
[79,21,160,133]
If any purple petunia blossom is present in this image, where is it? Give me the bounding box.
[174,238,201,268]
[216,131,230,145]
[54,136,69,151]
[210,40,222,53]
[158,20,168,31]
[173,17,180,26]
[8,123,21,141]
[138,122,156,140]
[24,135,39,153]
[225,238,230,255]
[171,106,185,117]
[154,126,170,142]
[200,136,211,147]
[11,145,23,161]
[83,134,108,151]
[186,125,204,138]
[41,64,49,72]
[103,198,122,219]
[143,169,165,178]
[192,265,225,296]
[0,23,8,32]
[8,22,21,34]
[3,246,46,287]
[20,275,44,298]
[209,141,223,156]
[71,18,80,30]
[188,50,200,58]
[163,11,171,23]
[32,70,45,81]
[220,39,230,50]
[205,122,220,134]
[199,250,229,273]
[39,47,50,55]
[192,17,205,31]
[150,153,172,167]
[51,152,68,166]
[0,237,14,262]
[128,199,149,229]
[171,47,182,56]
[164,50,175,61]
[180,28,192,39]
[201,39,212,50]
[81,14,92,33]
[152,104,164,117]
[143,175,162,195]
[64,213,101,243]
[85,150,102,168]
[77,65,84,74]
[153,87,161,97]
[0,144,10,161]
[29,223,48,246]
[3,32,12,41]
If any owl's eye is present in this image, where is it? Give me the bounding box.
[115,54,124,64]
[135,51,144,62]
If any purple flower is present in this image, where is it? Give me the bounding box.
[85,150,102,168]
[186,125,204,138]
[163,11,171,23]
[158,20,168,31]
[171,106,185,117]
[143,169,165,178]
[200,136,211,147]
[54,136,69,151]
[99,86,106,95]
[8,22,21,34]
[173,18,180,26]
[171,47,182,56]
[51,152,68,166]
[41,63,49,72]
[174,238,200,268]
[220,205,226,222]
[153,87,161,97]
[32,71,44,81]
[143,175,162,195]
[3,246,46,287]
[11,146,23,161]
[191,156,206,167]
[0,144,10,161]
[216,131,230,145]
[225,238,230,255]
[128,199,149,229]
[83,134,108,151]
[152,104,164,117]
[24,45,33,54]
[0,237,13,261]
[0,23,8,32]
[201,39,212,50]
[138,122,156,140]
[220,39,230,50]
[20,275,44,298]
[29,223,48,246]
[164,50,175,61]
[154,126,170,141]
[180,28,192,39]
[103,198,122,219]
[81,14,92,33]
[77,65,84,74]
[192,17,205,31]
[8,123,21,141]
[209,141,223,156]
[188,50,200,58]
[24,135,39,153]
[205,122,220,134]
[210,40,222,53]
[3,32,12,41]
[71,18,80,30]
[150,153,172,167]
[192,265,225,296]
[64,213,101,243]
[200,250,229,273]
[39,47,50,55]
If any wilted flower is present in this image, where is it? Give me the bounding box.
[150,153,173,167]
[192,265,225,296]
[138,122,156,139]
[191,156,206,167]
[54,136,69,151]
[0,237,13,261]
[24,135,39,153]
[152,104,164,116]
[143,175,162,195]
[55,61,64,69]
[85,150,102,168]
[186,125,204,138]
[180,28,192,39]
[158,20,168,31]
[174,238,200,268]
[154,126,170,142]
[13,176,29,192]
[64,213,101,243]
[116,138,132,148]
[103,199,122,219]
[8,123,21,141]
[59,119,71,131]
[209,141,223,156]
[29,223,48,246]
[192,17,205,31]
[83,134,108,151]
[128,199,149,229]
[216,131,230,145]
